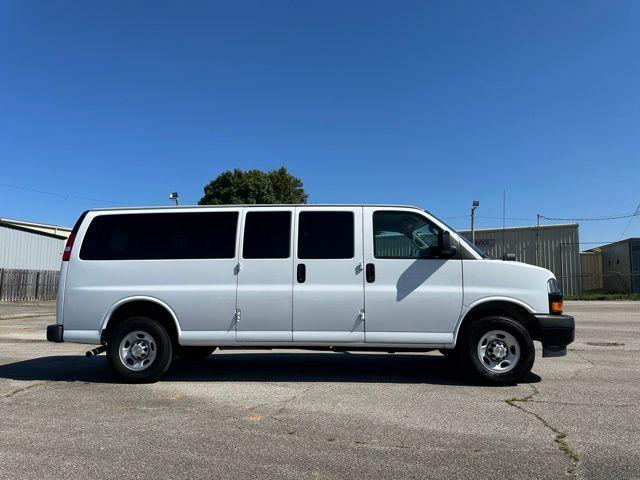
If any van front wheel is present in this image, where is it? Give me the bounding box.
[106,316,173,383]
[462,316,534,384]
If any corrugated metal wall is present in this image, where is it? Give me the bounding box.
[0,224,65,270]
[0,269,59,301]
[632,240,640,293]
[599,239,639,293]
[459,224,581,295]
[580,252,603,291]
[375,234,421,257]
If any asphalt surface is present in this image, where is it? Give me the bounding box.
[0,301,638,479]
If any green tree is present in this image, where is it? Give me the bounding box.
[198,167,308,205]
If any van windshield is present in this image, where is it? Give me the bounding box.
[424,210,489,259]
[464,239,490,258]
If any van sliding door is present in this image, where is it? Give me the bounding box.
[292,207,365,343]
[235,207,295,342]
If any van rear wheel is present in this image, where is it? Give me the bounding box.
[176,346,216,362]
[462,315,534,384]
[106,316,173,383]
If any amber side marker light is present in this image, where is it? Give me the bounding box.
[547,278,563,314]
[550,299,564,314]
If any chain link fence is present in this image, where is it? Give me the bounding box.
[558,272,640,295]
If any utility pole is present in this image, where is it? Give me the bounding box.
[471,200,480,244]
[502,189,506,258]
[169,192,179,206]
[536,213,541,265]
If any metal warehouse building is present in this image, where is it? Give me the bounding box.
[0,218,71,301]
[589,238,640,293]
[459,224,581,295]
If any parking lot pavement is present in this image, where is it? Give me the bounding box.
[0,302,638,479]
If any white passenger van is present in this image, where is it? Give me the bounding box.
[47,205,574,383]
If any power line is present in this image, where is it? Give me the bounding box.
[442,214,537,221]
[0,182,133,206]
[448,212,640,222]
[541,212,640,221]
[619,203,640,239]
[478,214,536,221]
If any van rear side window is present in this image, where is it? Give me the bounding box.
[297,211,354,259]
[79,212,238,260]
[242,211,291,259]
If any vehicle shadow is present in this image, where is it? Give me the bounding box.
[396,259,446,301]
[0,351,541,386]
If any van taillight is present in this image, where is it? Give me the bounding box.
[62,232,76,261]
[63,211,89,262]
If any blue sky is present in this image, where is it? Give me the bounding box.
[1,1,639,246]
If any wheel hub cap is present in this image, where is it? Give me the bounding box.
[119,330,157,371]
[131,341,150,359]
[477,330,521,374]
[487,340,508,361]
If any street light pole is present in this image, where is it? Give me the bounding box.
[471,200,480,244]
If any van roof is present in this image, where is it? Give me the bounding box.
[88,204,423,212]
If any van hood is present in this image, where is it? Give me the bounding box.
[480,259,555,279]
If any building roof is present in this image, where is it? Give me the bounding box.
[587,237,640,252]
[0,217,71,240]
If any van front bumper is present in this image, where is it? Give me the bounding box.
[47,324,64,343]
[533,314,575,357]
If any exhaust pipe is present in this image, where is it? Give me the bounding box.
[86,345,107,358]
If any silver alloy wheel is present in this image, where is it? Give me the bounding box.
[119,330,157,371]
[477,330,520,373]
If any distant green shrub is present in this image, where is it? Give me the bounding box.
[565,292,640,301]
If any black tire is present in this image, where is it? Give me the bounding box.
[106,316,173,383]
[438,348,458,359]
[460,315,535,384]
[438,348,461,366]
[176,346,216,362]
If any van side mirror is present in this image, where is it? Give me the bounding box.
[438,231,458,258]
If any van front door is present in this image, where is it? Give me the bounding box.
[236,207,294,342]
[292,207,365,343]
[362,208,463,344]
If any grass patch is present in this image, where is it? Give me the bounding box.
[565,292,640,301]
[555,432,580,463]
[505,386,580,474]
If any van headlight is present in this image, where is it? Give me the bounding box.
[547,278,563,314]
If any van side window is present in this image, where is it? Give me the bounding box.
[243,211,291,259]
[373,211,442,259]
[298,211,354,259]
[79,212,238,260]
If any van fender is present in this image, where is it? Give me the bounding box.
[452,296,535,347]
[99,295,182,336]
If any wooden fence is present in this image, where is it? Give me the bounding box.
[0,269,59,302]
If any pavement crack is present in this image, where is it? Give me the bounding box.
[273,385,315,416]
[505,384,580,477]
[245,385,316,420]
[530,399,633,408]
[1,382,47,400]
[568,350,598,381]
